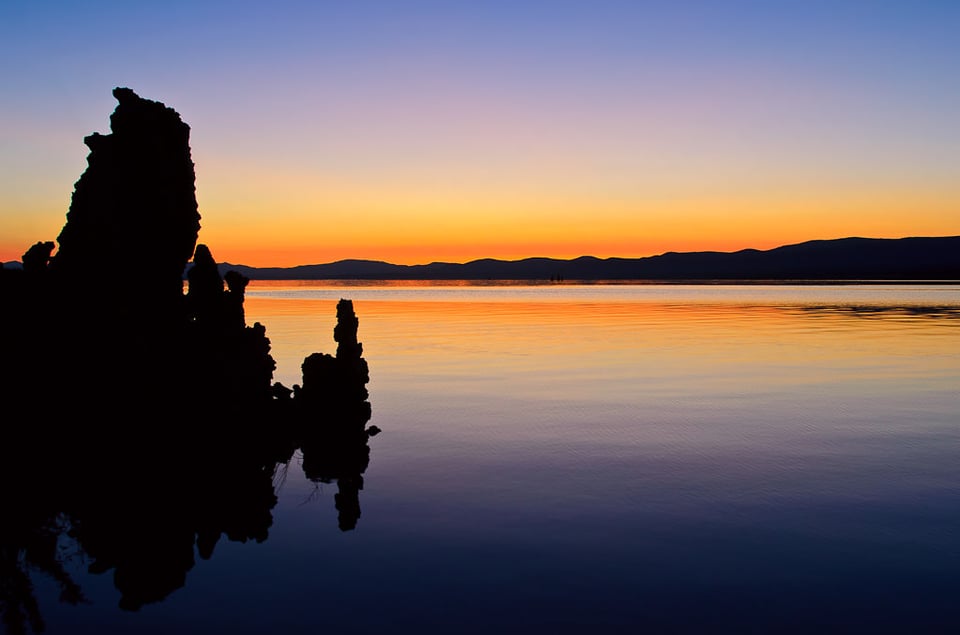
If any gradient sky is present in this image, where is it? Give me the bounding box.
[1,0,958,267]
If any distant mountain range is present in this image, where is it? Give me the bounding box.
[207,236,960,281]
[4,236,959,280]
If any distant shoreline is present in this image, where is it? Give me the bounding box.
[5,235,960,282]
[210,236,960,281]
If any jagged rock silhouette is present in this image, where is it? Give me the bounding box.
[299,299,371,406]
[0,88,377,632]
[52,87,200,321]
[0,86,370,424]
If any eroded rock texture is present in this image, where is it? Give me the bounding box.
[52,87,200,323]
[0,86,374,438]
[0,89,379,632]
[299,299,371,407]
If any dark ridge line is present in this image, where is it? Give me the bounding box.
[173,235,960,281]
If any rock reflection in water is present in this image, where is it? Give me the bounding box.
[0,387,376,627]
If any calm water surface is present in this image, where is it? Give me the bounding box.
[34,283,960,633]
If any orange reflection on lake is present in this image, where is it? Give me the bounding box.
[243,283,960,448]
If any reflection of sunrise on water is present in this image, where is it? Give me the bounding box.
[240,283,960,635]
[245,283,960,452]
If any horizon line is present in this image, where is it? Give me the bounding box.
[214,234,960,270]
[4,233,959,270]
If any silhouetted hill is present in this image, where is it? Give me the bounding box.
[195,236,960,281]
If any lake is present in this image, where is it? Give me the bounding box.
[22,282,960,634]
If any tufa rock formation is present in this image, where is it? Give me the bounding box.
[52,87,200,321]
[0,88,378,632]
[298,299,371,406]
[0,86,371,425]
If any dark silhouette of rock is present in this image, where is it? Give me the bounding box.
[186,243,224,326]
[297,299,370,407]
[0,88,379,632]
[20,242,54,274]
[287,299,376,532]
[223,269,249,330]
[184,242,249,332]
[51,87,200,324]
[1,86,372,425]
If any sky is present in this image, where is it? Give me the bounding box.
[1,0,958,267]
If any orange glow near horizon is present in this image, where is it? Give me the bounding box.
[3,3,959,271]
[183,181,959,267]
[2,158,958,268]
[169,156,960,267]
